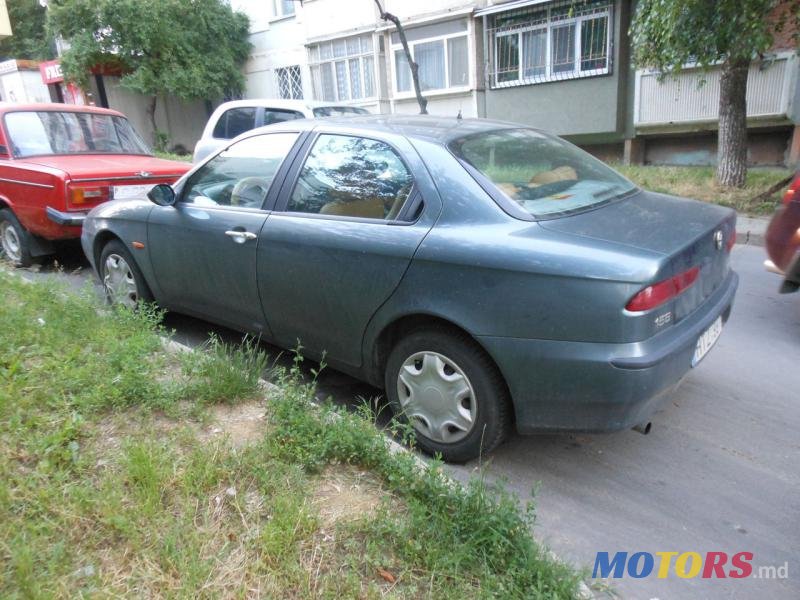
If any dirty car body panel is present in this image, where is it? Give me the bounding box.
[82,115,738,438]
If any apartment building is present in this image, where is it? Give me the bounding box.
[232,0,800,166]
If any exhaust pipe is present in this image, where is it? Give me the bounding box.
[633,422,652,435]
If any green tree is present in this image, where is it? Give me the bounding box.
[47,0,250,145]
[0,0,54,60]
[631,0,799,188]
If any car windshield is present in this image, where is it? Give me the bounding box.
[449,128,637,218]
[5,110,152,158]
[312,106,369,117]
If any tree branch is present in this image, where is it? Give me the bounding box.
[373,0,427,114]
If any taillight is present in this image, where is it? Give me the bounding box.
[69,186,110,206]
[782,177,799,206]
[625,266,700,312]
[726,229,736,252]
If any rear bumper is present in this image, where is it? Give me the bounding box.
[479,270,739,434]
[46,207,87,227]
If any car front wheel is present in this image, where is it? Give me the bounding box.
[0,209,34,267]
[99,240,153,309]
[385,327,511,462]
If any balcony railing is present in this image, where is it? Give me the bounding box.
[634,52,797,129]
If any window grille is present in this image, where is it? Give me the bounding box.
[487,0,612,89]
[276,65,303,100]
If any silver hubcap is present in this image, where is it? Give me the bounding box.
[103,253,138,309]
[0,221,22,262]
[397,351,476,444]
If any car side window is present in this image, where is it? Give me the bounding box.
[181,133,298,209]
[286,134,414,221]
[212,107,257,139]
[264,109,304,125]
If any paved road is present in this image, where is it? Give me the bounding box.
[23,243,799,599]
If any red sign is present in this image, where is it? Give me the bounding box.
[39,60,64,85]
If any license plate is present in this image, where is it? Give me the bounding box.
[691,316,723,367]
[112,184,154,200]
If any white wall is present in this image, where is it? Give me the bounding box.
[90,76,211,152]
[303,0,377,40]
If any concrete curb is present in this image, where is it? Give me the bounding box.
[736,215,770,247]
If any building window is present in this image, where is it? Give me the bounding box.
[276,66,303,100]
[488,0,612,88]
[273,0,295,18]
[392,26,470,94]
[308,35,376,102]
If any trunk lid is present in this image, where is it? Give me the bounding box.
[539,190,736,324]
[20,154,190,181]
[20,154,190,211]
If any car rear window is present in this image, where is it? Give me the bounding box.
[5,111,151,158]
[448,128,636,218]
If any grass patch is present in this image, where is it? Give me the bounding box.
[154,150,192,163]
[0,268,582,598]
[613,163,791,215]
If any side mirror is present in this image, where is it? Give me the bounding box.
[147,183,176,206]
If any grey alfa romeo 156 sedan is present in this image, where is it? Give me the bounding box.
[81,116,738,462]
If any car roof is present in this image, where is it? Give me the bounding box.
[212,98,365,113]
[248,114,532,145]
[0,102,125,117]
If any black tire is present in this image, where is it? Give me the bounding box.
[98,239,154,308]
[385,326,511,463]
[0,208,35,268]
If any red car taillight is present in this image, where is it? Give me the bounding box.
[782,177,799,206]
[625,266,700,312]
[726,229,736,252]
[68,185,110,207]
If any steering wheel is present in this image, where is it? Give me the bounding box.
[230,177,271,207]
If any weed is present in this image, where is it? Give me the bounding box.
[0,267,582,598]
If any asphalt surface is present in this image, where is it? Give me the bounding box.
[21,242,799,599]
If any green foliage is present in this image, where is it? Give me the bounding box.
[0,0,54,60]
[266,364,583,598]
[613,163,791,215]
[180,334,269,406]
[0,269,581,597]
[46,0,250,100]
[631,0,799,72]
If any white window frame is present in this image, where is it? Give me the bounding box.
[491,4,612,89]
[270,0,296,21]
[391,31,472,98]
[308,35,377,103]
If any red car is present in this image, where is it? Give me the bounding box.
[0,103,190,266]
[765,173,800,293]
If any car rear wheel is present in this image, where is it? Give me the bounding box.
[385,327,511,462]
[0,209,34,268]
[99,240,153,309]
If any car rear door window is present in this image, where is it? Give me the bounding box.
[286,134,413,220]
[212,107,257,139]
[263,109,304,125]
[181,133,298,209]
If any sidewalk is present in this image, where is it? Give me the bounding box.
[737,215,769,246]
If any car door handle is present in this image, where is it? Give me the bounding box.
[224,230,257,242]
